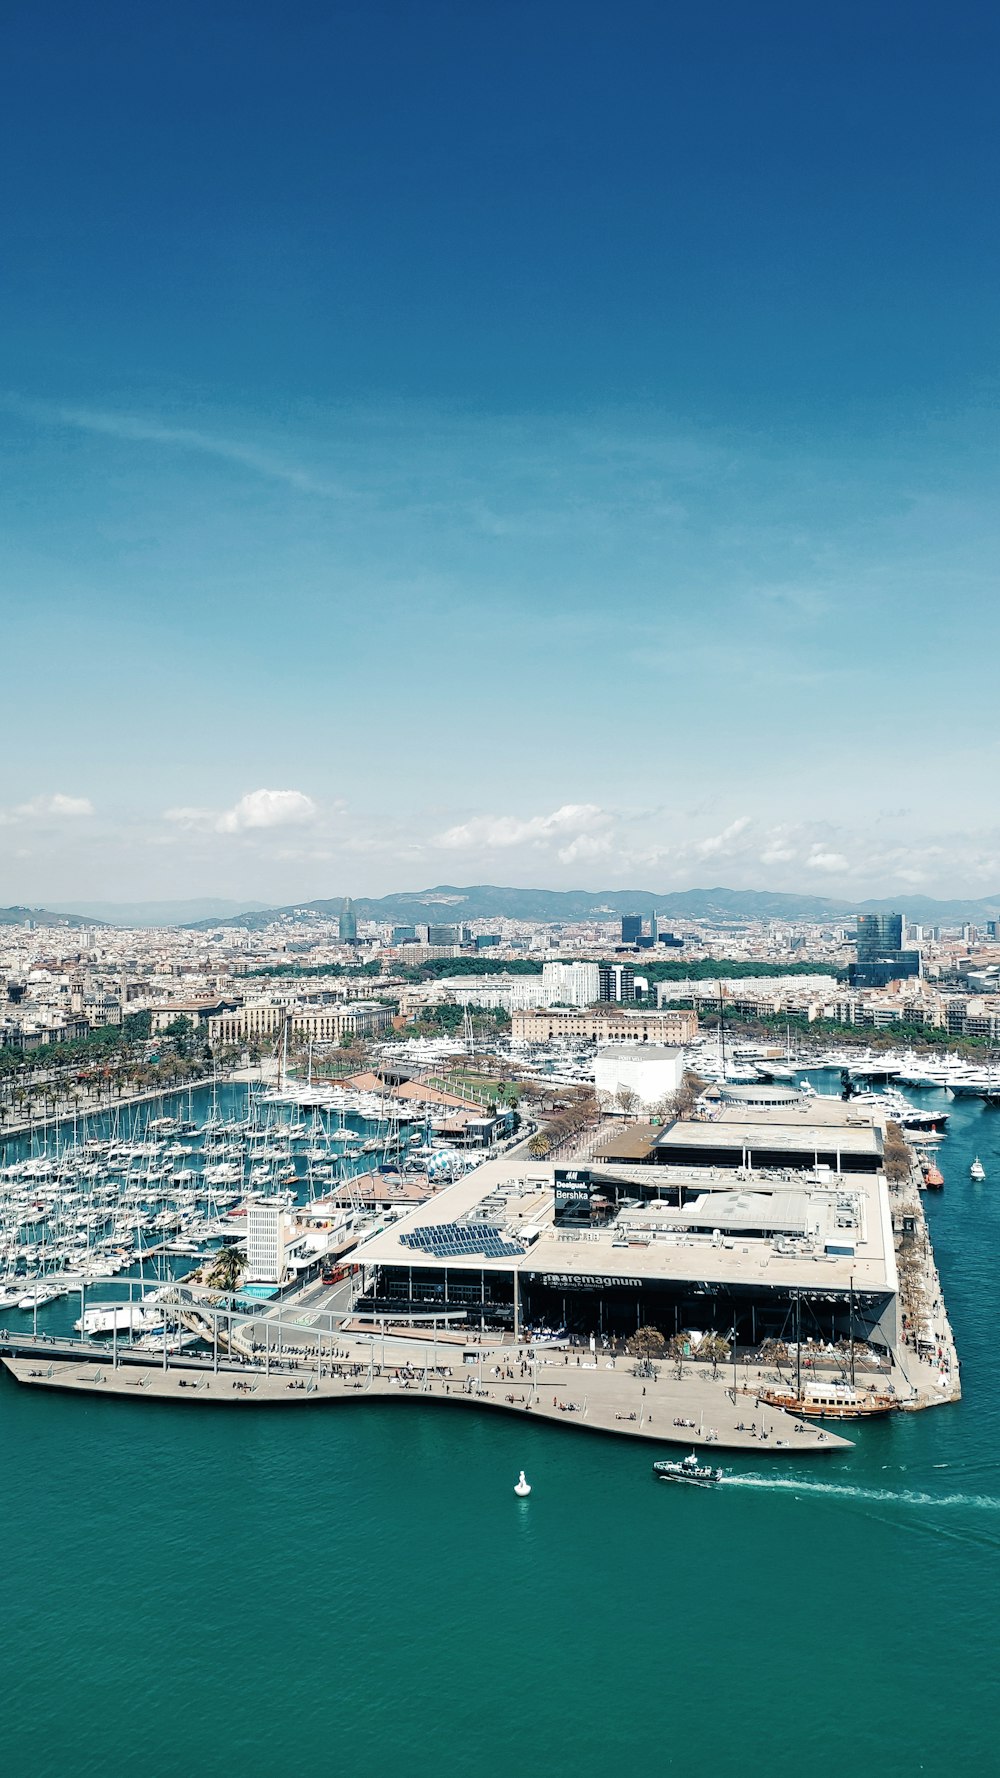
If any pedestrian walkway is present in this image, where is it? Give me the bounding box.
[1,1341,853,1453]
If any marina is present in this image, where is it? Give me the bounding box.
[0,1018,990,1778]
[1,1056,964,1451]
[1,1074,996,1778]
[0,1076,485,1323]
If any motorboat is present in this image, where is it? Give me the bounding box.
[653,1452,724,1487]
[970,1157,986,1181]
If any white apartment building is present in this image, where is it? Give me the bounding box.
[540,961,601,1007]
[429,974,553,1013]
[245,1201,288,1285]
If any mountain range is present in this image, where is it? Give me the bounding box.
[177,884,1000,930]
[10,884,1000,931]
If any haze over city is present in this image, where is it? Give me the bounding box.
[2,1,998,903]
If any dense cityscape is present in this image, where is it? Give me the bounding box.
[6,898,1000,1114]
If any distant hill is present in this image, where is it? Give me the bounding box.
[0,905,107,929]
[181,882,1000,931]
[186,885,856,930]
[47,898,273,928]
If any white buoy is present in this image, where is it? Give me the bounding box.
[514,1470,531,1497]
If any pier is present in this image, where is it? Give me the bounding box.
[0,1326,853,1452]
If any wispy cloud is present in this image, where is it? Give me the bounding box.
[0,792,94,826]
[432,804,611,857]
[2,393,355,499]
[691,816,752,858]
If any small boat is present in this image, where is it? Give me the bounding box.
[653,1452,724,1487]
[970,1157,986,1181]
[921,1162,944,1190]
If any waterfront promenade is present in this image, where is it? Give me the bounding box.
[0,1062,268,1147]
[1,1339,853,1453]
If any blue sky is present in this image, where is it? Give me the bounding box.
[2,0,998,904]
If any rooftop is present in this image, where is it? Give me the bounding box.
[595,1043,682,1060]
[352,1142,897,1297]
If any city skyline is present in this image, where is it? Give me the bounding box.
[3,2,998,901]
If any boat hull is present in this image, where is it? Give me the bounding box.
[756,1390,896,1420]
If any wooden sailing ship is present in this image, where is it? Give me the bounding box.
[756,1285,899,1421]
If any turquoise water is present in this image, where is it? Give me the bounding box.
[4,1085,999,1778]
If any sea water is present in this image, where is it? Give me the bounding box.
[2,1083,998,1778]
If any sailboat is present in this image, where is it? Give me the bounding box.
[755,1286,898,1420]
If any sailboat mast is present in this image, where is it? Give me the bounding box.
[849,1274,856,1389]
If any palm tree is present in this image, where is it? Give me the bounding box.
[208,1246,246,1292]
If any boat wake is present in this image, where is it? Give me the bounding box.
[719,1476,1000,1513]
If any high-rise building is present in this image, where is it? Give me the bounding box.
[339,898,358,944]
[541,961,600,1007]
[856,913,903,960]
[428,923,461,946]
[246,1201,288,1285]
[599,963,636,1004]
[850,913,920,987]
[620,914,643,945]
[392,925,417,944]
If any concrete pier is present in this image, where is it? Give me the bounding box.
[0,1341,853,1453]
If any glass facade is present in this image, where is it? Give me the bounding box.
[850,912,920,986]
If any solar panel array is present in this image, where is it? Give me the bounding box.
[400,1221,525,1260]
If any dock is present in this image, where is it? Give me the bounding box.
[0,1332,853,1452]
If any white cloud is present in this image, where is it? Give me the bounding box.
[2,792,94,823]
[805,848,851,873]
[433,803,610,852]
[692,816,752,858]
[557,832,615,865]
[216,789,318,834]
[162,789,319,836]
[163,805,216,830]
